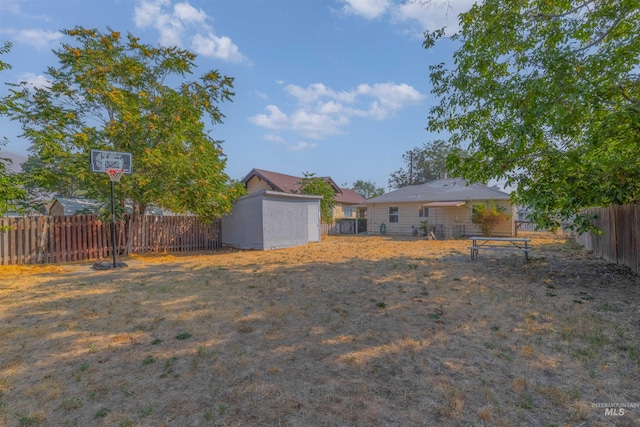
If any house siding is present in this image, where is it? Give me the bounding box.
[368,200,514,237]
[49,202,65,217]
[246,176,276,194]
[333,204,358,220]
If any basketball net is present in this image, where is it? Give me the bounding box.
[105,168,125,182]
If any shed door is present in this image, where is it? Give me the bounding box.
[308,204,320,242]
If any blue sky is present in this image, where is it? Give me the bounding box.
[0,0,473,190]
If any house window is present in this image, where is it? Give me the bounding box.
[419,206,429,218]
[343,206,353,217]
[389,207,399,223]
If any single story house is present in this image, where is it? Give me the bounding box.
[49,198,103,216]
[241,168,366,221]
[48,197,173,217]
[222,190,322,250]
[365,178,515,238]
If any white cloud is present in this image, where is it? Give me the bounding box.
[262,133,317,151]
[134,0,249,63]
[0,0,21,14]
[133,0,168,27]
[285,83,355,105]
[289,109,350,139]
[249,81,424,140]
[263,134,286,144]
[289,141,318,151]
[17,73,50,89]
[339,0,474,36]
[173,2,206,23]
[250,105,290,130]
[341,0,390,20]
[392,0,473,35]
[356,82,424,118]
[0,28,62,49]
[191,33,246,63]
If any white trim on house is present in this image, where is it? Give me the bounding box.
[422,201,466,207]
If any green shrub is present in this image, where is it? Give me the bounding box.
[471,203,510,236]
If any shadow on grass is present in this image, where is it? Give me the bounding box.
[1,234,639,426]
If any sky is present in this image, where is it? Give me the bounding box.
[0,0,474,190]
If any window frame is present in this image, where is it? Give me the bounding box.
[389,206,399,223]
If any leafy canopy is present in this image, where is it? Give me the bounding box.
[352,179,385,200]
[426,0,640,232]
[0,41,27,219]
[6,27,244,221]
[471,203,510,237]
[389,139,461,189]
[295,172,336,224]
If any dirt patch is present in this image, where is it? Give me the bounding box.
[1,233,639,426]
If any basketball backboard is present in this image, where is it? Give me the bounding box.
[90,149,132,174]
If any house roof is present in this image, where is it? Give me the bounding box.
[50,197,176,216]
[242,168,366,205]
[366,178,511,204]
[51,197,103,215]
[335,187,366,204]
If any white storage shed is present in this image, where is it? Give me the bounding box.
[222,190,322,250]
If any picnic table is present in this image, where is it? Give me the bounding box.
[468,237,532,262]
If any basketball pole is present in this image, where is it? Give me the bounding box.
[110,179,117,269]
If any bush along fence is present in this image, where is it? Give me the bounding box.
[0,214,222,265]
[572,204,640,275]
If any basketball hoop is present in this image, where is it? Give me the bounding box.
[105,168,125,182]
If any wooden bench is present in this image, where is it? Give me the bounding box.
[468,237,532,262]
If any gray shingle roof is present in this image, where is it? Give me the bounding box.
[366,178,510,204]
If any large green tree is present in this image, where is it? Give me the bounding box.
[6,27,244,222]
[426,0,640,231]
[389,139,459,188]
[0,41,27,219]
[295,172,336,224]
[352,179,385,199]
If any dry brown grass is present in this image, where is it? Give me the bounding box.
[1,232,639,426]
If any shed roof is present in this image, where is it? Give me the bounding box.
[366,178,511,204]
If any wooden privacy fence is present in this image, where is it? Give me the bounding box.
[0,214,222,265]
[573,204,640,274]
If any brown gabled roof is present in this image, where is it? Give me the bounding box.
[242,168,365,204]
[335,187,366,205]
[242,169,302,193]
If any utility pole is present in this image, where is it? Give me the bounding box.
[409,151,413,185]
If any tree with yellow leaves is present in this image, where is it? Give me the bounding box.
[6,26,244,221]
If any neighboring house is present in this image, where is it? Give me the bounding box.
[49,197,174,216]
[365,178,515,238]
[517,205,535,221]
[49,198,103,216]
[241,168,366,221]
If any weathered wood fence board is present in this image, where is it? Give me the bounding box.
[573,204,640,274]
[0,215,222,265]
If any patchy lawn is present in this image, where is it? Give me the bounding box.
[0,233,639,426]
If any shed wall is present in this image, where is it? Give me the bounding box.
[262,196,317,249]
[221,194,265,249]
